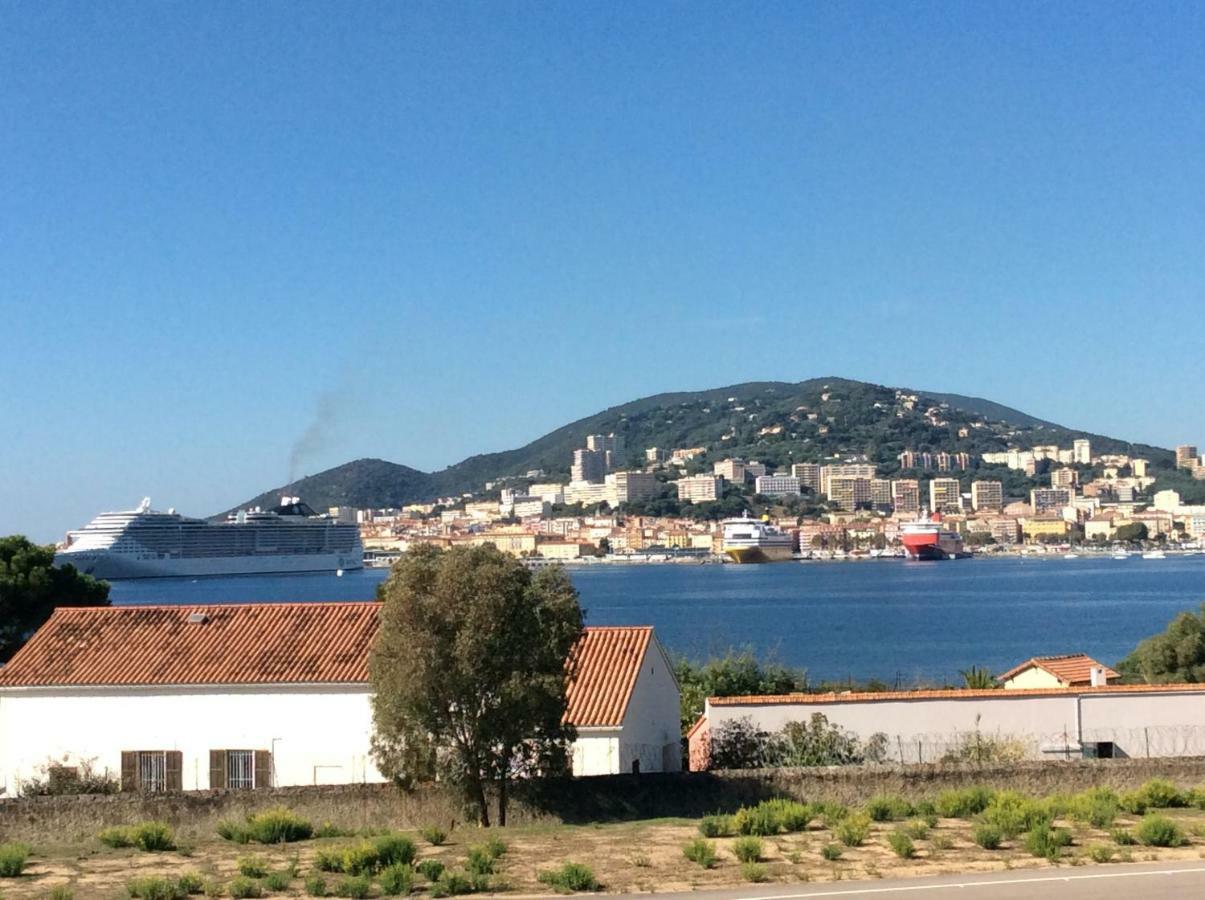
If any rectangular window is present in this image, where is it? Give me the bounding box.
[227,750,255,789]
[138,752,168,793]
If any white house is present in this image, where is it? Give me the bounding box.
[0,603,680,796]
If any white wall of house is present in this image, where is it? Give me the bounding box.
[571,730,621,777]
[617,641,682,774]
[1002,667,1063,690]
[706,688,1205,763]
[0,684,384,796]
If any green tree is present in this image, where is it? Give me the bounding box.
[675,650,807,733]
[960,666,998,689]
[369,544,583,826]
[1117,604,1205,684]
[0,536,110,663]
[1114,522,1149,544]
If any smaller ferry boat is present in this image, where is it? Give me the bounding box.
[721,515,795,563]
[900,512,967,560]
[1142,550,1167,560]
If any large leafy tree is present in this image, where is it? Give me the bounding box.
[369,544,583,826]
[1117,604,1205,684]
[0,535,111,663]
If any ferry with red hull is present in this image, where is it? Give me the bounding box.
[901,513,967,560]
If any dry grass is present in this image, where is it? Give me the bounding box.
[4,808,1205,898]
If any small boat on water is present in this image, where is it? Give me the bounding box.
[1142,550,1167,560]
[1112,551,1130,560]
[1063,553,1079,560]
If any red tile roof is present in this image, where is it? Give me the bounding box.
[709,682,1205,706]
[0,605,659,729]
[565,626,654,728]
[997,654,1120,686]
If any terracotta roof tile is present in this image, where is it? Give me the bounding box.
[997,653,1120,686]
[564,626,653,727]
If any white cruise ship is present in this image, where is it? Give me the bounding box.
[55,497,364,579]
[721,516,795,563]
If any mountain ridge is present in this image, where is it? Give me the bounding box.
[225,378,1173,514]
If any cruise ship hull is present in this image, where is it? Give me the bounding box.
[724,545,796,564]
[55,550,364,580]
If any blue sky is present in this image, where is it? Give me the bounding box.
[3,2,1204,541]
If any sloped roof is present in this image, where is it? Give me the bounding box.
[564,626,654,728]
[997,653,1120,686]
[0,605,659,729]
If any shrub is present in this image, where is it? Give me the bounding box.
[419,826,448,846]
[263,872,292,892]
[537,862,601,892]
[305,876,329,897]
[204,882,223,899]
[339,842,380,876]
[334,876,371,900]
[930,833,954,851]
[228,880,264,900]
[0,843,30,877]
[1119,790,1148,816]
[379,864,416,896]
[740,862,768,883]
[936,787,995,819]
[1066,788,1120,829]
[430,871,475,898]
[416,860,446,881]
[973,823,1003,850]
[1024,823,1073,860]
[1088,843,1115,863]
[103,823,176,852]
[49,887,74,900]
[1138,779,1187,809]
[761,798,811,832]
[1136,814,1185,848]
[246,807,314,844]
[177,873,206,895]
[482,837,507,859]
[682,838,719,868]
[980,792,1050,839]
[315,823,355,839]
[1110,828,1137,845]
[237,856,269,879]
[732,836,762,863]
[835,814,871,847]
[821,843,843,861]
[887,830,915,859]
[902,820,929,841]
[914,799,937,818]
[100,826,137,848]
[733,803,780,837]
[127,878,185,900]
[374,834,417,868]
[217,821,252,844]
[698,815,732,838]
[465,846,496,877]
[866,795,912,822]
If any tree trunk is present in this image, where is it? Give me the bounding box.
[497,777,508,827]
[474,776,491,827]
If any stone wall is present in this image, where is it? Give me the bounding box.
[3,757,1204,845]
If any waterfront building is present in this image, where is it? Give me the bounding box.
[870,478,893,508]
[929,478,962,513]
[828,476,872,511]
[753,474,801,498]
[971,480,1004,512]
[998,654,1117,690]
[820,464,876,496]
[1022,517,1070,540]
[674,474,723,503]
[891,479,921,516]
[988,516,1021,544]
[1031,487,1073,515]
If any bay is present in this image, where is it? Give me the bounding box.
[107,557,1205,684]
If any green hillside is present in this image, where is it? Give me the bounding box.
[226,378,1177,513]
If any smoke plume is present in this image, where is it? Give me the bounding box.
[288,390,342,489]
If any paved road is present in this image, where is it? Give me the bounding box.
[607,861,1205,899]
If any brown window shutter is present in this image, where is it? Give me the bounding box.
[121,751,138,793]
[209,750,227,790]
[166,751,184,792]
[254,750,272,789]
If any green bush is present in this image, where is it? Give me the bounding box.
[430,872,475,898]
[914,799,937,818]
[935,787,996,819]
[980,791,1050,839]
[104,822,176,852]
[482,837,507,859]
[1119,790,1148,816]
[374,834,417,868]
[1137,779,1186,810]
[887,830,915,859]
[379,864,416,896]
[732,803,780,836]
[1088,844,1115,863]
[334,876,371,900]
[682,838,719,868]
[537,862,601,892]
[313,848,343,873]
[339,842,380,876]
[1111,828,1137,845]
[228,877,264,900]
[816,802,849,828]
[236,856,268,879]
[305,875,328,897]
[835,814,871,847]
[245,807,313,844]
[1066,788,1120,829]
[1024,823,1072,860]
[1136,814,1186,848]
[419,826,448,846]
[821,843,843,861]
[866,794,912,822]
[203,882,223,899]
[698,814,732,838]
[761,798,811,832]
[176,873,206,895]
[100,827,137,849]
[902,820,929,841]
[930,833,954,851]
[732,836,762,863]
[416,860,446,881]
[740,862,768,883]
[127,877,186,900]
[0,843,30,877]
[315,823,355,839]
[973,823,1003,850]
[217,821,252,844]
[465,846,496,877]
[263,872,292,892]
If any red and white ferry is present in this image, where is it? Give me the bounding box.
[900,512,967,560]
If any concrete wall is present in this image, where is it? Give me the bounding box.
[704,687,1205,765]
[0,685,384,797]
[618,640,682,774]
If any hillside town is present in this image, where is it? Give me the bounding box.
[340,407,1205,564]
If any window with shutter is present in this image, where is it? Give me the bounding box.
[138,752,167,793]
[227,750,254,789]
[121,752,138,793]
[166,750,183,792]
[254,750,272,789]
[209,750,227,790]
